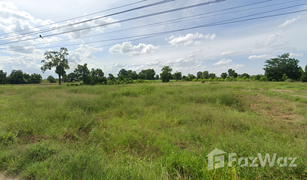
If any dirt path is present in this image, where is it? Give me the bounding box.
[0,173,19,180]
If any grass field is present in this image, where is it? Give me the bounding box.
[0,82,306,179]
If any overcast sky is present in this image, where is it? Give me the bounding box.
[0,0,306,78]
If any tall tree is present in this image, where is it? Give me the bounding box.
[74,63,90,84]
[41,47,69,85]
[160,66,172,82]
[197,71,202,79]
[67,73,77,82]
[174,71,182,81]
[264,53,301,81]
[228,69,236,78]
[209,73,216,79]
[221,72,228,79]
[30,74,42,84]
[0,70,7,84]
[8,70,25,84]
[202,71,209,79]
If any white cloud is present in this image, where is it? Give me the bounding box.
[278,16,301,28]
[236,64,245,68]
[214,59,232,66]
[248,54,271,60]
[109,42,158,55]
[221,50,251,56]
[256,34,279,48]
[168,33,216,46]
[51,16,120,40]
[289,53,303,57]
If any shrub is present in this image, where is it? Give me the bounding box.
[47,75,56,83]
[285,79,293,83]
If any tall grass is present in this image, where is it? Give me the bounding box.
[0,82,306,179]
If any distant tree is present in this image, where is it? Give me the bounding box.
[160,66,172,82]
[233,72,238,78]
[155,75,159,80]
[41,47,70,85]
[62,73,68,82]
[108,73,115,80]
[23,73,31,83]
[187,74,196,81]
[130,71,138,80]
[197,71,202,79]
[118,69,128,77]
[301,65,307,82]
[228,69,236,78]
[145,69,155,80]
[30,73,42,84]
[74,63,90,84]
[67,73,77,82]
[221,72,228,79]
[209,73,216,79]
[47,75,56,83]
[8,70,25,84]
[264,53,301,81]
[202,71,209,79]
[91,68,106,84]
[182,75,187,80]
[0,70,7,84]
[241,73,250,78]
[138,71,145,79]
[174,71,182,81]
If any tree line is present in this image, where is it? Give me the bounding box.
[0,48,306,85]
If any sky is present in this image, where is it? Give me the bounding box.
[0,0,306,78]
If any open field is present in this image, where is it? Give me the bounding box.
[0,82,306,179]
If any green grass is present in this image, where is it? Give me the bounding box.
[0,82,306,179]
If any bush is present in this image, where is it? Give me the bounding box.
[47,75,56,83]
[285,79,293,83]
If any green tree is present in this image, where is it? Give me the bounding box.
[220,72,228,79]
[23,73,31,83]
[197,71,202,79]
[209,73,216,79]
[228,69,236,78]
[91,68,106,84]
[202,71,209,79]
[74,63,90,84]
[264,53,301,81]
[160,66,172,82]
[118,69,128,77]
[0,70,7,84]
[301,65,307,82]
[30,74,42,84]
[8,70,25,84]
[67,73,77,82]
[47,75,56,83]
[41,47,69,85]
[187,74,196,81]
[174,71,182,81]
[108,73,115,80]
[155,75,159,80]
[241,73,250,78]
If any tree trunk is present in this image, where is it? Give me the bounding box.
[59,74,61,85]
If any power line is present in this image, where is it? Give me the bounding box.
[1,0,177,40]
[5,0,273,48]
[20,0,303,49]
[0,0,148,37]
[3,7,307,54]
[0,0,228,45]
[25,2,307,50]
[73,8,307,53]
